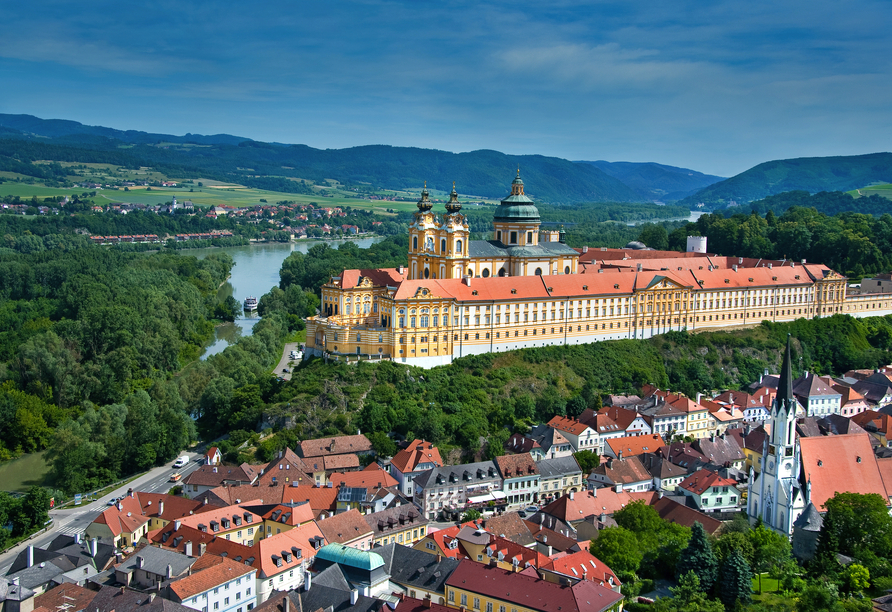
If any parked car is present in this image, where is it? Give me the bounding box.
[282,367,289,373]
[524,506,539,514]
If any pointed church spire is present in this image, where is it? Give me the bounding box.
[775,334,795,414]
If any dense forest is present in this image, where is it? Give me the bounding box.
[745,190,892,217]
[0,246,239,491]
[0,135,642,204]
[679,152,892,206]
[576,160,724,201]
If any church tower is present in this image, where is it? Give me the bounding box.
[492,169,541,247]
[407,183,470,280]
[748,334,805,534]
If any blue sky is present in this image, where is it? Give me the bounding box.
[1,0,890,177]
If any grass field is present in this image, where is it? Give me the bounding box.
[0,451,53,492]
[849,183,892,199]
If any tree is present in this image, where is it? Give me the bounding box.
[823,492,892,558]
[462,509,481,522]
[675,522,718,593]
[574,450,600,474]
[718,548,752,608]
[638,224,669,250]
[653,571,724,612]
[367,432,397,457]
[842,563,870,596]
[590,526,643,576]
[749,520,792,593]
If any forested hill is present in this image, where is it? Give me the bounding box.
[680,152,892,206]
[576,160,725,201]
[0,114,642,204]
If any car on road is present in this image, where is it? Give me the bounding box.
[282,367,289,373]
[524,506,539,513]
[107,499,116,506]
[173,456,189,468]
[169,473,182,482]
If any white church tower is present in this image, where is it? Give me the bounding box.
[748,334,806,534]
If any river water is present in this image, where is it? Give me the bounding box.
[191,238,380,358]
[625,210,704,226]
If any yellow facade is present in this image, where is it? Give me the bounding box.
[372,524,426,547]
[306,174,887,369]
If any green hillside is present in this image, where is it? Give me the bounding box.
[681,152,892,207]
[577,160,725,202]
[0,114,643,204]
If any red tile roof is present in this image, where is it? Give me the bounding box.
[323,454,360,471]
[34,583,97,612]
[254,521,326,578]
[605,434,664,458]
[92,496,150,536]
[540,490,640,521]
[299,435,372,458]
[329,465,398,490]
[391,439,443,474]
[316,509,373,544]
[446,559,623,612]
[543,550,621,588]
[168,556,255,600]
[679,470,737,495]
[548,416,592,436]
[652,496,723,534]
[339,268,406,290]
[495,453,539,478]
[798,434,888,510]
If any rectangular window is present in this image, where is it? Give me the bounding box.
[474,598,480,610]
[461,594,468,607]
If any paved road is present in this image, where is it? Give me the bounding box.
[0,450,205,574]
[273,342,302,381]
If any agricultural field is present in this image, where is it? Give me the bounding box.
[1,173,498,213]
[849,183,892,200]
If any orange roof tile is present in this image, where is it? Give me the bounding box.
[605,434,664,458]
[679,469,737,495]
[169,556,255,600]
[548,416,592,436]
[316,509,372,545]
[328,466,398,490]
[799,434,888,510]
[391,439,443,474]
[543,550,621,587]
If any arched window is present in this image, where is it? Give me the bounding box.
[498,268,507,277]
[413,236,418,250]
[467,267,473,276]
[535,267,542,275]
[420,315,429,327]
[441,238,446,253]
[456,240,463,255]
[424,267,430,279]
[410,316,416,328]
[565,266,570,275]
[482,268,490,278]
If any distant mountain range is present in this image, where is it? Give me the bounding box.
[0,114,716,205]
[678,152,892,207]
[575,160,725,201]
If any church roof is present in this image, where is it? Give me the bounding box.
[799,434,887,510]
[775,335,796,415]
[793,502,823,532]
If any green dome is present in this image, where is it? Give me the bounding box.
[315,544,384,571]
[493,201,540,223]
[494,169,539,223]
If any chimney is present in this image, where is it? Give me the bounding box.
[174,520,181,531]
[285,596,291,612]
[732,264,738,272]
[90,538,98,558]
[185,541,193,557]
[582,246,588,253]
[27,545,34,568]
[637,263,642,272]
[546,544,552,557]
[159,501,164,516]
[150,593,156,602]
[74,533,81,545]
[463,275,471,287]
[166,564,173,579]
[304,569,312,592]
[350,590,359,605]
[569,491,574,501]
[425,597,433,608]
[129,488,134,498]
[199,542,207,556]
[436,553,442,563]
[137,555,144,568]
[618,450,623,461]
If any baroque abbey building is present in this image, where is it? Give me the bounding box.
[305,172,892,368]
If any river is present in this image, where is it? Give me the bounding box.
[625,210,704,226]
[191,238,381,358]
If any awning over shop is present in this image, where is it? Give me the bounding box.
[491,491,507,499]
[467,493,495,504]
